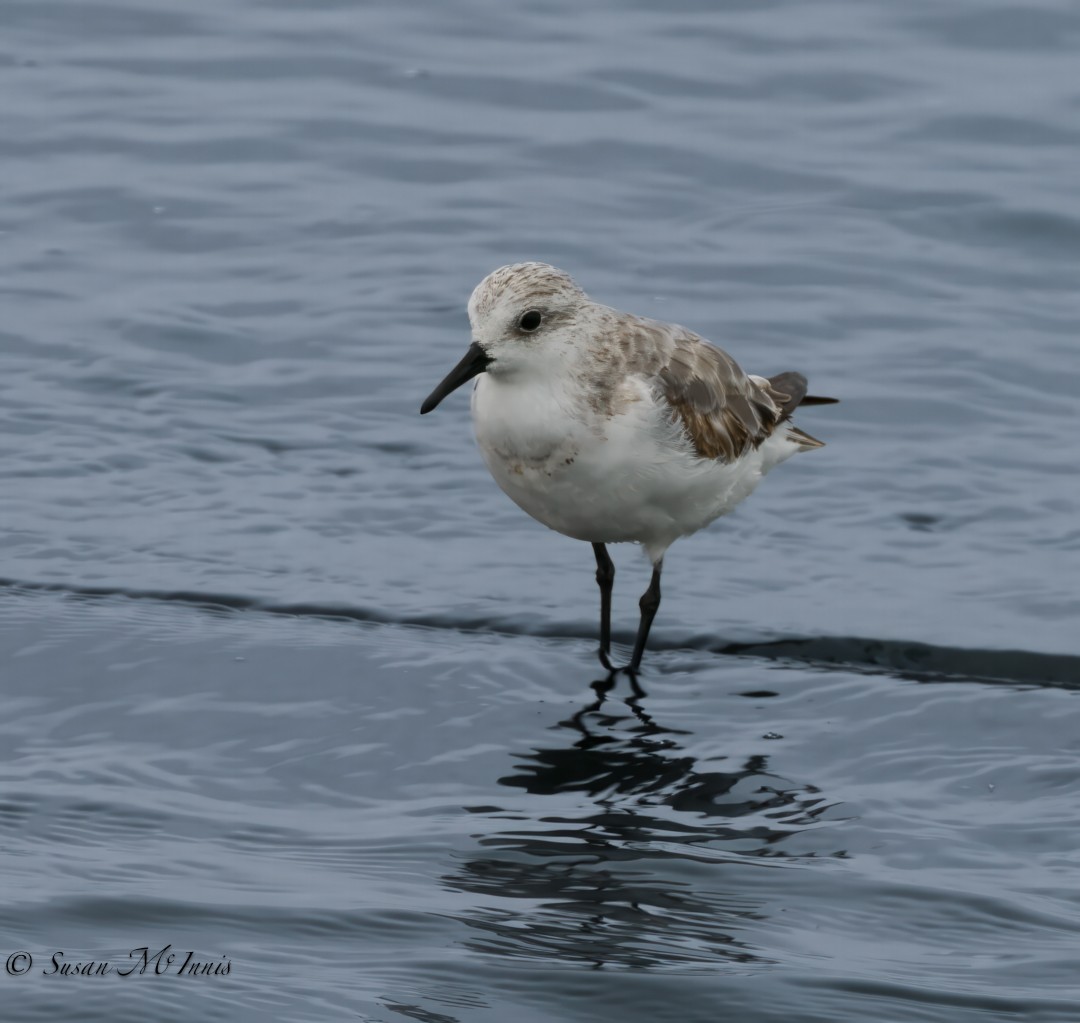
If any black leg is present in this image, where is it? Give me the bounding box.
[592,542,615,671]
[628,560,662,673]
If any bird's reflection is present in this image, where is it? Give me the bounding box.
[444,671,839,970]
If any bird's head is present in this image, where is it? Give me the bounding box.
[421,262,589,414]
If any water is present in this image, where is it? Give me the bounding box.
[1,0,1078,1019]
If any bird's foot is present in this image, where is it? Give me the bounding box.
[596,649,644,680]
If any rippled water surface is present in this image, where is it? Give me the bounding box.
[2,0,1078,1020]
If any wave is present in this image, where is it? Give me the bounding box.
[1,576,1074,689]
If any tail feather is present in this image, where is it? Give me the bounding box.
[766,371,807,419]
[765,372,835,452]
[787,425,826,450]
[766,372,839,418]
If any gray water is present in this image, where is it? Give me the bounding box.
[2,0,1079,1020]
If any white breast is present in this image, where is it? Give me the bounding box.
[471,372,799,562]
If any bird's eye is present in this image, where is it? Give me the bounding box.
[518,310,542,332]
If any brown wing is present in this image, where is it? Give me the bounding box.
[651,329,794,461]
[598,311,829,460]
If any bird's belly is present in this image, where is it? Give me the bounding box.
[473,376,774,551]
[489,441,764,546]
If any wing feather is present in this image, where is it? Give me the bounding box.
[646,323,786,460]
[604,313,830,461]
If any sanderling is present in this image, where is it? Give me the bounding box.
[421,262,836,673]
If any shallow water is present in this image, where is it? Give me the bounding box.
[2,0,1078,1020]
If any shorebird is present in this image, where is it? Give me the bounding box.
[421,263,835,673]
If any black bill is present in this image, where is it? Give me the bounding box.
[420,342,492,414]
